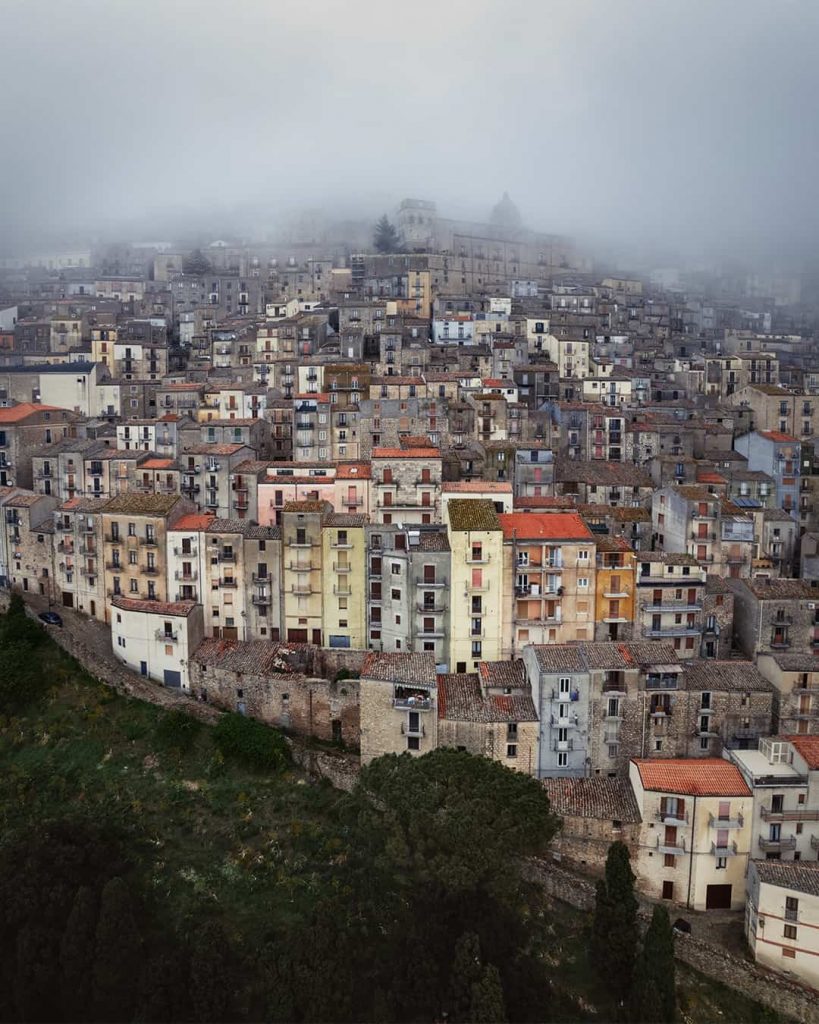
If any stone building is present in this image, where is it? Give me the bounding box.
[371,446,443,526]
[757,652,819,736]
[359,652,438,764]
[437,661,539,775]
[2,490,58,597]
[635,553,707,658]
[0,403,79,490]
[366,523,451,665]
[541,776,642,872]
[189,638,360,747]
[728,578,819,658]
[52,497,107,619]
[701,574,735,658]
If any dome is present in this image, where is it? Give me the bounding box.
[489,191,522,230]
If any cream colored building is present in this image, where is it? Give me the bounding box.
[446,499,504,672]
[110,596,204,690]
[746,860,819,991]
[101,493,193,619]
[321,512,367,650]
[629,758,753,911]
[281,500,327,645]
[52,497,107,619]
[359,652,438,765]
[500,511,597,655]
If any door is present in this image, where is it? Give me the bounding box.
[163,669,182,688]
[140,661,148,677]
[312,628,322,645]
[706,884,732,910]
[222,626,239,641]
[62,592,74,608]
[661,880,674,901]
[288,628,308,643]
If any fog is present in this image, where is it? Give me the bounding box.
[1,0,817,263]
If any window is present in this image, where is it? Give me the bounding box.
[716,857,727,870]
[578,577,589,588]
[506,744,517,758]
[407,736,420,751]
[557,752,567,768]
[784,925,798,940]
[782,948,796,959]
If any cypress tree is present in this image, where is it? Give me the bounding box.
[591,841,639,1006]
[60,886,98,1020]
[93,877,142,1021]
[632,904,676,1023]
[470,963,507,1024]
[448,931,485,1023]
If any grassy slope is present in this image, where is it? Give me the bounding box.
[0,636,344,947]
[0,628,788,1023]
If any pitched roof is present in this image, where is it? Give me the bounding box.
[361,652,437,685]
[112,596,197,617]
[786,735,819,770]
[447,499,501,532]
[372,448,442,459]
[171,513,215,532]
[436,673,538,723]
[103,493,181,515]
[752,860,819,898]
[442,480,513,493]
[0,402,65,422]
[632,758,751,797]
[499,512,593,542]
[541,777,641,823]
[532,641,679,673]
[759,430,799,443]
[682,660,773,693]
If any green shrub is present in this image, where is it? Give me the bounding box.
[212,713,290,773]
[155,710,201,754]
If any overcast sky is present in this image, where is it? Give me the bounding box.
[1,0,817,261]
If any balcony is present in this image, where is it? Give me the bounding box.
[758,834,797,852]
[656,809,688,826]
[656,836,686,855]
[646,627,701,638]
[711,841,738,857]
[291,584,315,596]
[251,592,270,607]
[400,722,425,737]
[105,561,123,571]
[251,572,270,584]
[551,688,580,702]
[333,585,352,596]
[155,630,178,642]
[333,562,351,573]
[760,807,819,822]
[220,578,238,589]
[140,565,160,576]
[552,739,574,752]
[139,537,158,547]
[550,712,579,727]
[343,495,364,507]
[289,561,319,572]
[417,602,444,614]
[416,576,446,588]
[290,539,317,549]
[708,813,744,829]
[174,570,198,582]
[640,600,703,612]
[331,539,353,549]
[218,552,236,563]
[466,553,491,565]
[173,546,197,557]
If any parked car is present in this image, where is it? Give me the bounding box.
[38,611,63,627]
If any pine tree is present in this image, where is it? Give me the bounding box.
[93,877,142,1021]
[60,886,98,1020]
[470,963,507,1023]
[631,904,676,1023]
[373,215,400,253]
[591,841,639,1006]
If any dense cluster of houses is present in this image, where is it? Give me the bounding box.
[2,201,819,988]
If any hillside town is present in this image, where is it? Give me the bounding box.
[2,195,819,993]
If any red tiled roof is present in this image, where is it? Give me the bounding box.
[443,480,512,493]
[499,512,593,542]
[0,402,64,422]
[141,458,174,469]
[759,430,799,443]
[632,758,751,797]
[372,447,441,459]
[336,463,371,479]
[786,735,819,770]
[696,471,727,484]
[171,513,215,531]
[112,596,197,617]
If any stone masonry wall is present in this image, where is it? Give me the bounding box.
[526,858,819,1024]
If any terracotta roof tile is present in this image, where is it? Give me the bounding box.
[499,512,593,542]
[632,758,751,796]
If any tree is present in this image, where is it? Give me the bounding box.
[213,712,290,772]
[189,920,233,1022]
[60,886,98,1020]
[373,215,400,253]
[591,841,639,1007]
[631,905,676,1023]
[470,964,507,1024]
[93,877,142,1021]
[448,931,484,1023]
[183,248,212,275]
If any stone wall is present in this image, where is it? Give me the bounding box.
[526,858,819,1024]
